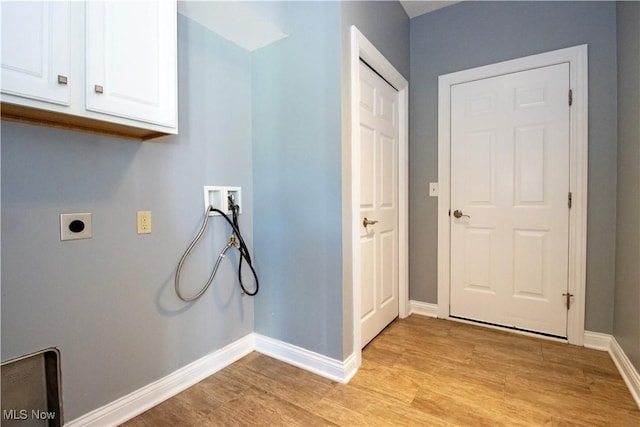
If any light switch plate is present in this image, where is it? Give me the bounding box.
[60,213,92,241]
[429,182,439,197]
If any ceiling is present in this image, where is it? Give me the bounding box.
[399,1,460,19]
[177,1,461,52]
[178,1,288,51]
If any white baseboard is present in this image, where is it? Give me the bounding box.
[584,330,640,409]
[409,300,438,318]
[65,334,255,427]
[583,330,612,351]
[65,333,357,426]
[254,333,357,384]
[609,336,640,409]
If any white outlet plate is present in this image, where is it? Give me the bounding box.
[203,186,242,216]
[137,211,152,234]
[60,213,92,241]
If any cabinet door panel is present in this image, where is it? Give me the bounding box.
[1,1,70,105]
[86,1,176,128]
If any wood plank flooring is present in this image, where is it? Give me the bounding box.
[122,315,640,426]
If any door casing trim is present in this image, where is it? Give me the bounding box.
[348,26,409,367]
[437,45,588,345]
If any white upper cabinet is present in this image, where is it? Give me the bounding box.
[86,1,176,128]
[1,1,71,105]
[0,1,177,140]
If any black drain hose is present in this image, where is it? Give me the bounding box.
[175,201,259,301]
[211,202,259,296]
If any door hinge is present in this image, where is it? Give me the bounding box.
[568,192,573,209]
[563,292,574,310]
[568,89,573,106]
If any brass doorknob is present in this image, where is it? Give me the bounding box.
[453,210,470,219]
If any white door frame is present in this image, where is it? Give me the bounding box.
[348,26,409,366]
[437,45,588,345]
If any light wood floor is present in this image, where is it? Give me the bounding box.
[122,315,640,426]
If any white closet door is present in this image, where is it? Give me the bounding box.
[359,61,400,347]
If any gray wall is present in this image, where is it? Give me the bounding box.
[614,1,640,371]
[252,0,409,361]
[409,1,618,333]
[252,1,344,359]
[1,15,254,421]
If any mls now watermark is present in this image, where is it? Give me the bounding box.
[3,409,56,421]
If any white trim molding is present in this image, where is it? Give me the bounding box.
[583,330,613,351]
[583,331,640,409]
[254,334,357,384]
[409,300,438,318]
[65,334,255,427]
[66,333,358,426]
[609,338,640,409]
[348,25,409,368]
[437,45,589,345]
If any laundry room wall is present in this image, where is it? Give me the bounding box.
[252,1,344,360]
[614,0,640,371]
[252,0,409,361]
[1,14,255,421]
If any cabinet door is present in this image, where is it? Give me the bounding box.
[1,1,70,105]
[86,1,176,128]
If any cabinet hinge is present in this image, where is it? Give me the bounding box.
[568,89,573,106]
[568,192,573,209]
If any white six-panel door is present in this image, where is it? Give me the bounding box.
[359,61,399,347]
[450,63,570,337]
